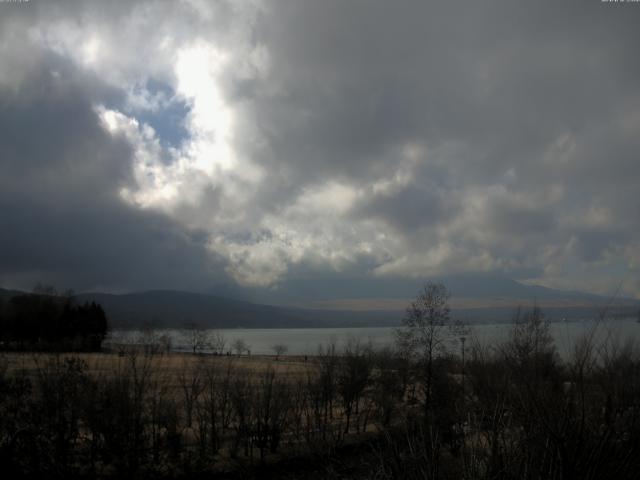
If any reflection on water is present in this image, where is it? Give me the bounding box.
[107,318,639,358]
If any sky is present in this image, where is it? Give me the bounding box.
[1,0,639,304]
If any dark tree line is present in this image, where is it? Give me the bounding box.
[0,286,108,351]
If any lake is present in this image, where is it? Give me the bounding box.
[107,318,640,359]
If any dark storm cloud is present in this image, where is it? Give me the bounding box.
[353,182,456,234]
[232,0,640,294]
[0,58,126,180]
[0,44,227,292]
[242,0,640,186]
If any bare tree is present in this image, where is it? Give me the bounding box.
[178,359,204,428]
[396,282,452,414]
[252,368,291,459]
[211,330,227,355]
[181,322,211,354]
[198,359,235,455]
[272,344,288,360]
[157,334,172,354]
[371,347,404,427]
[337,339,371,433]
[232,338,248,356]
[138,323,162,355]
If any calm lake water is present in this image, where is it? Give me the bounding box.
[108,318,640,359]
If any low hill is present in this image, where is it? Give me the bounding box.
[75,290,307,329]
[2,283,638,329]
[77,287,639,329]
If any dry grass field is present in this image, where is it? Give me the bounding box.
[3,351,311,373]
[1,351,317,394]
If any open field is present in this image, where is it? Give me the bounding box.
[2,351,315,379]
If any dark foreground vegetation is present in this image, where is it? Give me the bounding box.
[1,283,639,479]
[0,285,108,351]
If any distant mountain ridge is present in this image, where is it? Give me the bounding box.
[76,290,308,329]
[206,273,628,307]
[1,280,638,329]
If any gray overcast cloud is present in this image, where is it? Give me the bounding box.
[1,0,639,300]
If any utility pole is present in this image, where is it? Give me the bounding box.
[460,336,466,396]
